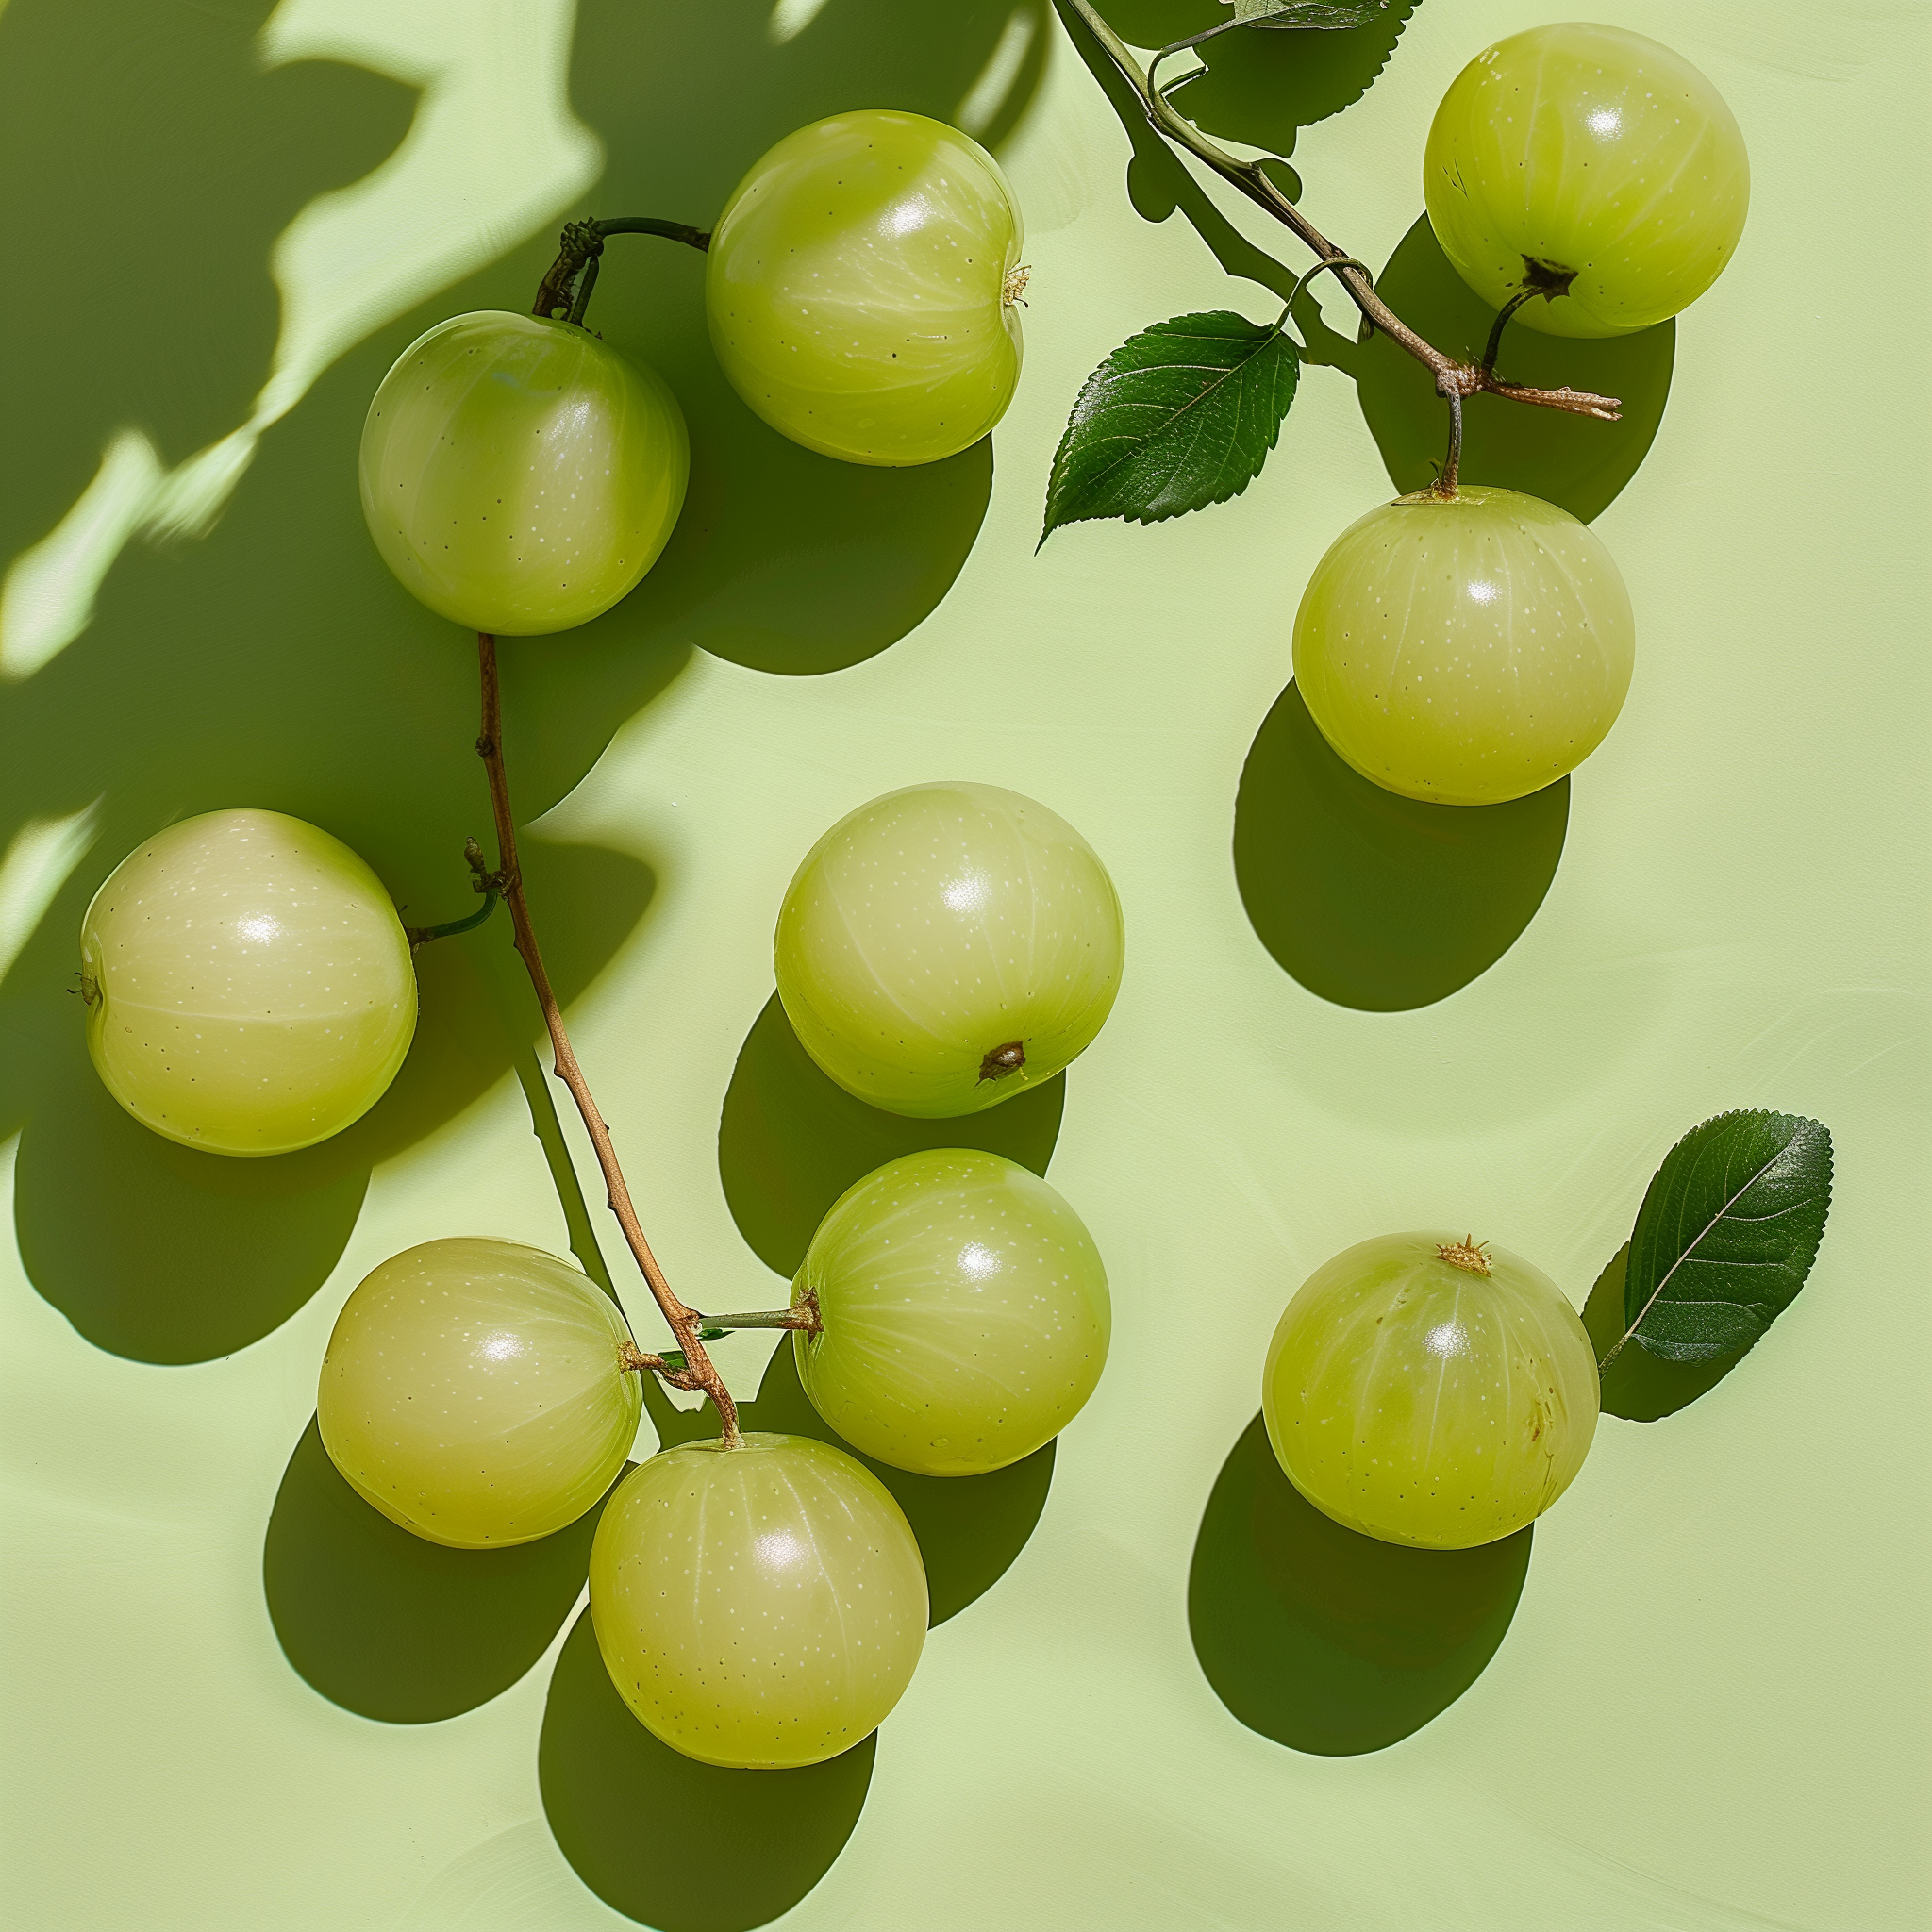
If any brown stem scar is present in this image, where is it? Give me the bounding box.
[1438,1237,1494,1277]
[979,1041,1027,1082]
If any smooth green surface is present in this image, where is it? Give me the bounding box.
[318,1237,641,1549]
[589,1433,927,1770]
[360,311,689,635]
[792,1149,1110,1475]
[707,111,1024,466]
[2,3,1928,1928]
[1292,485,1635,806]
[774,781,1124,1117]
[81,808,416,1155]
[1262,1232,1599,1549]
[1424,23,1750,337]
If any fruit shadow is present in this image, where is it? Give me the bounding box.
[719,993,1067,1278]
[1583,1243,1752,1423]
[1189,1414,1531,1756]
[2,0,1045,1364]
[541,1603,875,1932]
[9,839,655,1363]
[1233,683,1568,1011]
[1353,217,1675,522]
[543,1346,1054,1931]
[262,1416,615,1725]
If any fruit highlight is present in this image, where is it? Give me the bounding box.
[1262,1231,1600,1550]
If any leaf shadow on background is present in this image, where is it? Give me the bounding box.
[1356,217,1675,522]
[263,1418,614,1725]
[1189,1414,1531,1755]
[1092,0,1418,160]
[1583,1243,1751,1424]
[1232,683,1568,1010]
[1,0,1048,1367]
[719,993,1066,1279]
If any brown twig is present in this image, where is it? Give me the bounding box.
[1060,0,1622,425]
[475,632,742,1447]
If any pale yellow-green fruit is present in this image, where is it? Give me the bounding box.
[1262,1232,1600,1550]
[1292,485,1636,806]
[318,1238,641,1549]
[793,1150,1110,1475]
[80,809,415,1156]
[359,309,689,634]
[1424,23,1750,339]
[706,109,1024,465]
[774,781,1125,1119]
[591,1433,927,1769]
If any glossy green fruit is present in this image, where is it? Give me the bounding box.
[359,309,689,634]
[318,1239,641,1549]
[706,109,1024,465]
[774,781,1124,1118]
[1424,23,1750,338]
[792,1149,1110,1475]
[1292,485,1635,806]
[1263,1232,1599,1550]
[590,1433,927,1768]
[80,809,415,1156]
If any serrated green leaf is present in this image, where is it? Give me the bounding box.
[1225,0,1391,27]
[1041,312,1299,542]
[1618,1110,1833,1364]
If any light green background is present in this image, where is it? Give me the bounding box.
[3,2,1929,1928]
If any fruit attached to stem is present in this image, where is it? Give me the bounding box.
[360,312,688,635]
[79,809,415,1155]
[319,1238,641,1548]
[1424,24,1750,339]
[591,1433,927,1768]
[1292,485,1635,806]
[793,1150,1111,1475]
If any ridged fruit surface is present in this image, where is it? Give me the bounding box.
[1292,485,1635,806]
[707,110,1024,465]
[774,781,1124,1118]
[1263,1231,1600,1550]
[1424,23,1749,338]
[359,310,688,634]
[590,1433,927,1768]
[793,1149,1110,1474]
[81,808,415,1155]
[318,1238,640,1549]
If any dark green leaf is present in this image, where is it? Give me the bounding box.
[1041,311,1299,542]
[1226,0,1392,27]
[1619,1110,1833,1364]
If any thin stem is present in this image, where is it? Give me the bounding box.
[1057,0,1622,424]
[698,1293,823,1335]
[593,216,710,252]
[406,891,499,947]
[1437,391,1463,496]
[1481,288,1538,376]
[475,632,742,1447]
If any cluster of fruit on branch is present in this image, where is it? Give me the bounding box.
[72,16,1828,1788]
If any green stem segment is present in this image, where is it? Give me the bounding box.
[407,891,499,947]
